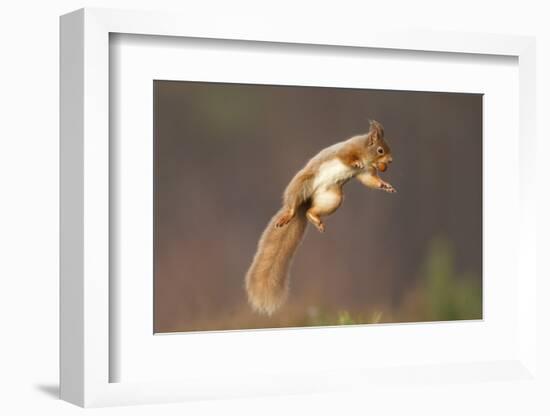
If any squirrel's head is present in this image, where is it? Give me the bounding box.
[365,120,392,172]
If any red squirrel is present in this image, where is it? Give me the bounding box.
[245,120,396,315]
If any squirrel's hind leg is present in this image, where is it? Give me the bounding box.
[307,187,343,233]
[306,210,325,233]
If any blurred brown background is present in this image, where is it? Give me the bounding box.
[153,80,482,333]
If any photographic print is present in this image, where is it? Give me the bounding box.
[153,81,482,333]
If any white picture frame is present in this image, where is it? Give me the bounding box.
[60,7,538,408]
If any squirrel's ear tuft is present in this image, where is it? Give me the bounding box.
[367,119,384,145]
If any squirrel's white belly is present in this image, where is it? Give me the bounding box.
[313,159,353,190]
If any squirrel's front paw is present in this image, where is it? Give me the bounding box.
[380,181,397,193]
[351,160,365,169]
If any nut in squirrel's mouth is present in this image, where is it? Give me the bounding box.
[376,161,388,172]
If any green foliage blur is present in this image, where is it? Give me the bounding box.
[302,237,482,327]
[420,237,482,321]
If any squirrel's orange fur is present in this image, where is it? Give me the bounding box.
[245,120,396,315]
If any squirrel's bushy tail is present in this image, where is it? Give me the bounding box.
[245,205,308,315]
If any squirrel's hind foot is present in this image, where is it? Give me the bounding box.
[275,209,295,228]
[306,210,325,233]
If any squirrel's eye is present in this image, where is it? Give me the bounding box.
[377,147,384,155]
